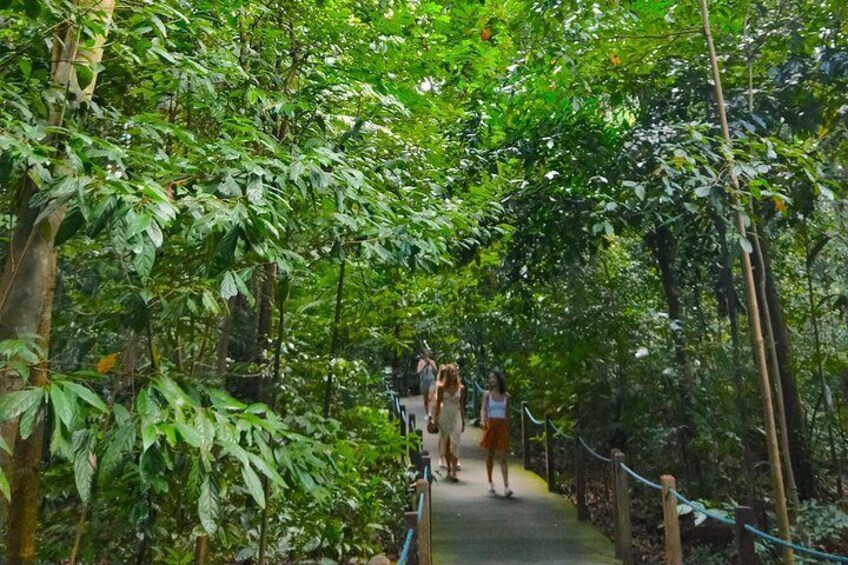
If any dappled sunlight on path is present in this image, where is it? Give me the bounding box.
[403,396,617,565]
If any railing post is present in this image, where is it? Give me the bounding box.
[412,430,423,470]
[660,475,683,565]
[521,401,530,470]
[400,406,408,437]
[610,450,620,558]
[404,510,418,563]
[416,479,431,565]
[612,450,633,565]
[544,415,555,492]
[574,434,589,521]
[735,506,758,565]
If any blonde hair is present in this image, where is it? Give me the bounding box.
[440,363,461,391]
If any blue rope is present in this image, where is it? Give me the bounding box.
[619,463,662,491]
[397,527,415,565]
[523,405,544,426]
[550,421,572,441]
[744,525,848,563]
[475,381,485,393]
[668,489,734,526]
[416,492,425,520]
[578,437,612,463]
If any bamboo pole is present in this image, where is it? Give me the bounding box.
[697,1,793,562]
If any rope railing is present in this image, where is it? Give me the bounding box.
[619,463,663,491]
[385,378,432,565]
[518,399,848,565]
[523,405,544,426]
[578,436,612,463]
[397,528,415,565]
[668,488,734,527]
[744,524,848,563]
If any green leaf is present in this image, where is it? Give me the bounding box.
[241,464,266,508]
[73,442,96,502]
[198,477,218,533]
[19,398,42,439]
[76,65,94,90]
[55,207,86,246]
[176,421,202,448]
[0,469,8,501]
[61,381,107,413]
[49,384,76,428]
[220,272,238,300]
[0,388,44,422]
[141,422,157,452]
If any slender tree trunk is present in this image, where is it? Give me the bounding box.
[697,2,794,562]
[804,237,842,497]
[755,234,816,498]
[323,259,346,418]
[1,3,115,561]
[649,224,695,479]
[750,223,800,506]
[713,212,757,507]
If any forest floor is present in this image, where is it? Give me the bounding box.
[403,396,617,564]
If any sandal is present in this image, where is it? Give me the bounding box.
[504,489,513,498]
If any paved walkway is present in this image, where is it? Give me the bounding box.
[403,396,617,565]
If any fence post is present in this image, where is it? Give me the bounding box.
[544,415,555,492]
[412,430,423,470]
[194,535,208,565]
[612,450,633,565]
[521,401,530,470]
[574,434,589,521]
[399,406,408,437]
[610,450,621,558]
[660,475,683,565]
[735,506,757,565]
[416,479,431,565]
[404,510,418,562]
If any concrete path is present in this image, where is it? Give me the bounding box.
[403,396,617,565]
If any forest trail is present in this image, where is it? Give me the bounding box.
[402,396,617,565]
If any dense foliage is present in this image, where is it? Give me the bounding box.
[1,0,847,563]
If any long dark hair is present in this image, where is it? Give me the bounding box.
[489,371,506,395]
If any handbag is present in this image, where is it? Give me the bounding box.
[427,419,439,434]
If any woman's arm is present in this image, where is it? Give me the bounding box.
[461,386,467,430]
[480,391,489,428]
[433,385,443,422]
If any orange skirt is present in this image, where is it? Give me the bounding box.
[480,418,510,451]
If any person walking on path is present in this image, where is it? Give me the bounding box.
[431,365,462,470]
[433,363,465,482]
[417,350,437,418]
[480,371,512,497]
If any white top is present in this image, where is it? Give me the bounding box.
[487,394,507,419]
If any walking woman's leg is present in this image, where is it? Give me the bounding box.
[486,450,494,483]
[497,449,509,490]
[445,437,453,476]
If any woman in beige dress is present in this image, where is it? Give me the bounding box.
[433,363,465,481]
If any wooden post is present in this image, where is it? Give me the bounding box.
[416,479,431,565]
[412,430,423,470]
[521,401,530,470]
[661,475,683,565]
[404,511,418,563]
[611,450,621,558]
[544,415,555,492]
[735,506,758,565]
[574,434,589,521]
[194,535,208,565]
[613,450,633,565]
[400,406,408,436]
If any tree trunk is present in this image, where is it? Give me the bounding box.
[697,2,794,561]
[713,212,757,507]
[323,259,346,419]
[649,224,695,479]
[1,2,115,561]
[753,233,815,498]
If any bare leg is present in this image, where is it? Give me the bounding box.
[497,449,510,493]
[444,438,453,477]
[486,451,494,483]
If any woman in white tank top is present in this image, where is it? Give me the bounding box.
[479,371,512,496]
